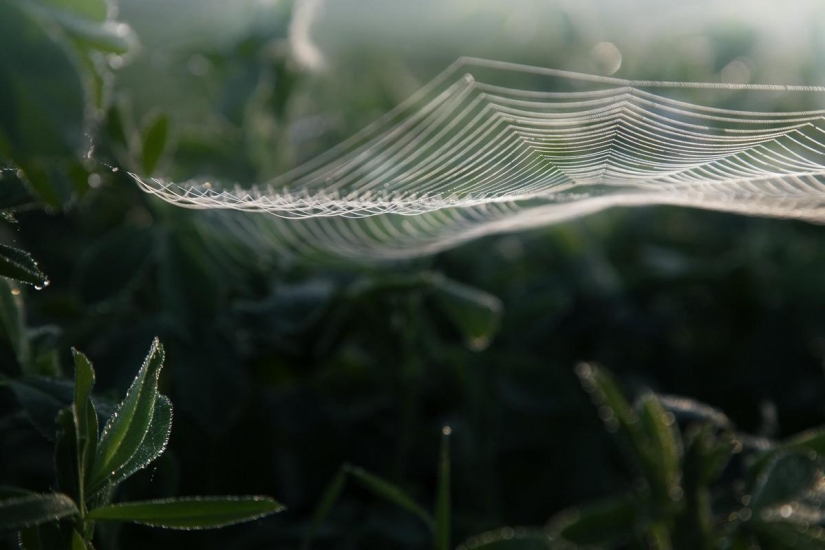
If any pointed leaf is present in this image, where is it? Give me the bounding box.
[344,464,434,530]
[0,493,77,530]
[71,351,99,487]
[0,243,48,287]
[575,363,637,433]
[88,496,284,529]
[637,393,681,505]
[302,468,348,550]
[108,395,173,487]
[435,427,452,550]
[91,338,164,491]
[71,349,94,409]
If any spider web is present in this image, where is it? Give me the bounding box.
[133,58,825,261]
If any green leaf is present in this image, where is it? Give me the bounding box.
[750,452,821,511]
[71,349,98,496]
[575,363,637,432]
[72,349,94,411]
[6,376,113,440]
[141,112,171,175]
[88,496,285,529]
[71,529,91,550]
[0,493,77,530]
[435,427,451,550]
[109,395,173,487]
[431,275,502,351]
[344,464,434,530]
[575,363,648,471]
[301,468,348,550]
[636,393,681,505]
[90,338,165,492]
[678,425,735,546]
[549,495,638,546]
[0,243,49,287]
[0,277,30,371]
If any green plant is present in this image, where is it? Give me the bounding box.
[549,363,825,549]
[303,426,451,550]
[0,338,283,549]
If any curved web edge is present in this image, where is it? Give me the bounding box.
[130,57,825,261]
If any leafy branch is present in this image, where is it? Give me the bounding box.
[0,338,284,549]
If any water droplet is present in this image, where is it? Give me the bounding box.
[442,426,452,436]
[11,288,20,296]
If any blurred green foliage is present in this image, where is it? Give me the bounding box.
[4,0,825,549]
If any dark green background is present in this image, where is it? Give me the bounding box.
[3,0,825,548]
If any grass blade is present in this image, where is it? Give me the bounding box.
[434,426,451,550]
[344,464,435,530]
[88,496,284,529]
